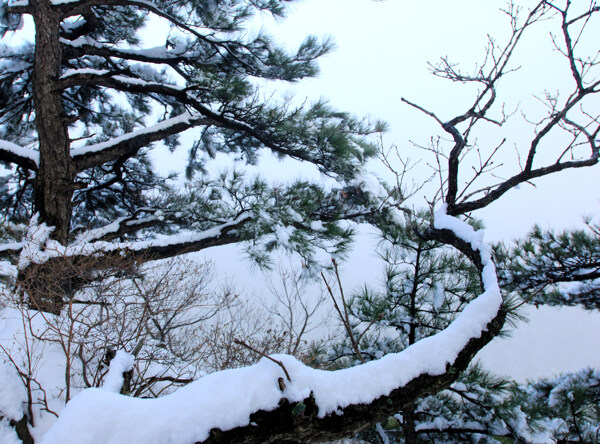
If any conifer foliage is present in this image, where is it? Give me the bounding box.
[0,0,599,443]
[496,223,600,311]
[0,0,382,312]
[338,218,600,443]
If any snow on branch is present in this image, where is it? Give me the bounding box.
[71,112,210,171]
[0,139,39,170]
[0,242,25,260]
[61,37,199,65]
[73,214,159,244]
[40,209,504,444]
[16,214,251,272]
[102,351,135,394]
[56,67,184,92]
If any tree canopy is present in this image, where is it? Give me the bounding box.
[0,0,599,443]
[0,0,392,313]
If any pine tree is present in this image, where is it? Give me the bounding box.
[336,217,600,443]
[0,0,384,313]
[325,214,528,443]
[0,1,598,442]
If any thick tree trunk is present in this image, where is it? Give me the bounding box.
[20,1,76,313]
[31,0,74,245]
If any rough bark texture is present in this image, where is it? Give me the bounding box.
[31,0,74,245]
[402,403,418,444]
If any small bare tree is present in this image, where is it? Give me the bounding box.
[1,255,304,441]
[262,257,330,357]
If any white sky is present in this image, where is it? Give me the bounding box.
[4,0,599,380]
[213,0,600,381]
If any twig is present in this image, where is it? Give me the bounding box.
[321,261,365,364]
[233,338,291,382]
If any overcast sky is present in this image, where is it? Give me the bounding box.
[230,0,600,380]
[5,0,599,380]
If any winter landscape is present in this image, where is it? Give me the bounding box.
[1,0,599,442]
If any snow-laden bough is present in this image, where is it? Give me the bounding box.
[41,206,503,444]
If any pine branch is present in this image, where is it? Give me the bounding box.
[72,215,250,263]
[71,112,211,171]
[62,41,203,67]
[57,72,368,175]
[73,213,171,244]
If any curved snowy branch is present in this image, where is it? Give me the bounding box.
[39,209,506,444]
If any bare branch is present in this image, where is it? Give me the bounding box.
[233,338,291,382]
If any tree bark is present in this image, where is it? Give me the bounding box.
[18,0,77,313]
[10,415,34,444]
[402,403,419,444]
[31,0,74,245]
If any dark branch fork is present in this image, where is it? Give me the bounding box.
[401,1,599,217]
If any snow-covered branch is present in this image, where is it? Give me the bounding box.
[0,139,39,170]
[0,241,26,260]
[19,214,251,269]
[55,68,184,93]
[71,112,210,171]
[72,213,166,244]
[39,209,505,444]
[61,37,211,66]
